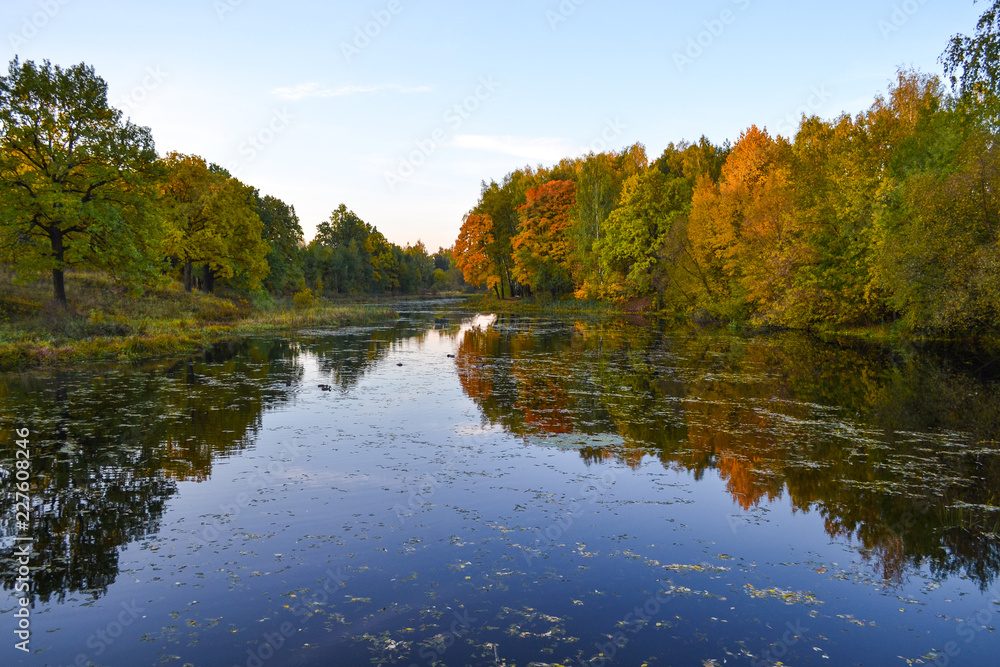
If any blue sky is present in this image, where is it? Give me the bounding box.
[1,0,985,250]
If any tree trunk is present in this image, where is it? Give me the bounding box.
[203,265,215,293]
[184,260,193,292]
[52,267,67,306]
[51,228,67,306]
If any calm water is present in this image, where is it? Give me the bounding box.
[1,300,999,666]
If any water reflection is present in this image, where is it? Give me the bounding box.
[0,308,471,606]
[456,316,1000,588]
[0,338,306,603]
[2,304,998,615]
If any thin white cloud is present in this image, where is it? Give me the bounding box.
[270,82,431,100]
[450,134,583,162]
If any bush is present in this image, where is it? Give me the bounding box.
[293,288,314,309]
[194,298,241,323]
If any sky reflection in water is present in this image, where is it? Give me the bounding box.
[1,301,999,666]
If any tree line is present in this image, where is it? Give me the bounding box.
[454,3,1000,333]
[0,57,464,307]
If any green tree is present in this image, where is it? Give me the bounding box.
[309,204,375,294]
[254,193,304,294]
[160,153,269,293]
[0,58,162,305]
[365,228,399,293]
[597,168,691,300]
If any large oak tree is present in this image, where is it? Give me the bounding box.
[0,58,162,305]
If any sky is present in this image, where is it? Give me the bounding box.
[1,0,986,251]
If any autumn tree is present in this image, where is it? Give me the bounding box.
[160,153,269,293]
[512,179,576,296]
[871,75,1000,331]
[0,58,162,305]
[686,125,804,323]
[473,172,534,297]
[454,212,498,295]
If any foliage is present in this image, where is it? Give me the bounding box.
[160,152,269,294]
[455,213,498,294]
[292,287,314,308]
[943,0,1000,124]
[512,180,576,296]
[597,167,690,301]
[452,19,1000,337]
[254,193,304,294]
[0,58,162,305]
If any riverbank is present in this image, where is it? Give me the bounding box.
[462,294,623,316]
[0,272,397,371]
[460,294,1000,351]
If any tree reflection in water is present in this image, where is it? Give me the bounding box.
[0,338,303,604]
[0,314,454,605]
[456,315,1000,588]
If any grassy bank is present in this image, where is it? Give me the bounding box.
[0,271,397,371]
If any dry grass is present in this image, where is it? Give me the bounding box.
[0,269,396,370]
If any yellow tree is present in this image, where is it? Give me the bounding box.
[688,125,802,323]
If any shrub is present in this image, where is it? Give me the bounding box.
[293,288,314,309]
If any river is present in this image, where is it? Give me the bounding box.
[1,299,999,665]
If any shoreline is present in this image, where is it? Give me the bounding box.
[0,304,399,373]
